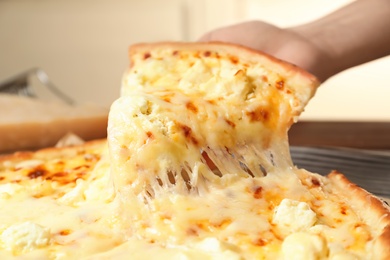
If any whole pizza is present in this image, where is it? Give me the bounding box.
[0,42,388,259]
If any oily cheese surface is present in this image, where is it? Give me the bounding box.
[0,141,389,259]
[0,42,389,259]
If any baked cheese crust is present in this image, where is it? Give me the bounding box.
[0,42,389,259]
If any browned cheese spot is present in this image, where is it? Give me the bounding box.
[146,131,154,139]
[172,50,179,56]
[203,51,211,57]
[246,106,270,122]
[52,172,67,178]
[193,51,200,59]
[340,205,347,215]
[229,55,239,64]
[186,101,198,114]
[187,227,199,236]
[253,186,263,199]
[27,167,47,179]
[225,119,236,128]
[254,238,267,246]
[206,99,216,105]
[76,172,86,178]
[178,123,198,145]
[354,223,363,229]
[276,80,285,90]
[59,229,72,236]
[311,177,321,187]
[143,52,151,60]
[196,222,207,231]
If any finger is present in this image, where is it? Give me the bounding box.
[198,32,213,42]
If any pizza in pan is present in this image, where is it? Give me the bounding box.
[0,42,389,259]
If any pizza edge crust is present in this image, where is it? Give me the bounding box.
[327,170,390,259]
[128,41,321,118]
[128,41,320,85]
[0,139,107,163]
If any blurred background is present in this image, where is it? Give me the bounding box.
[0,0,389,121]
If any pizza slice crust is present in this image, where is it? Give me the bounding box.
[327,171,390,260]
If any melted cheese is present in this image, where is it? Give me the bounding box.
[1,222,51,253]
[110,46,296,198]
[0,44,381,259]
[281,232,328,260]
[107,45,372,259]
[273,199,317,235]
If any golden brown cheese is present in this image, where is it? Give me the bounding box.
[0,140,103,198]
[0,140,123,259]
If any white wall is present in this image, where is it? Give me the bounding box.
[0,0,184,106]
[1,0,389,121]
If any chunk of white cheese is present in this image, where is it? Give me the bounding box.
[273,199,317,234]
[282,232,328,260]
[1,222,51,253]
[58,178,87,206]
[194,237,242,260]
[327,243,360,260]
[0,183,25,200]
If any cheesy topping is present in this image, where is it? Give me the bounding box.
[273,199,317,235]
[1,222,51,253]
[0,43,385,259]
[281,232,328,260]
[106,44,374,258]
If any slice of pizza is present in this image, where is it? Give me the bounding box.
[107,42,390,259]
[110,42,318,196]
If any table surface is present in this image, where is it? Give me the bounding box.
[289,121,390,150]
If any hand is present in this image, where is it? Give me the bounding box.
[199,0,390,82]
[199,21,332,82]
